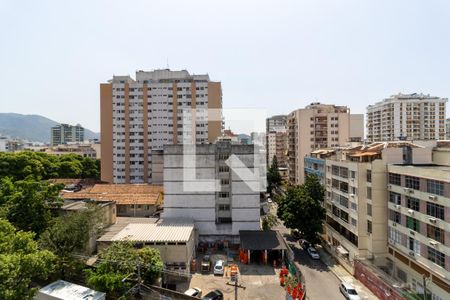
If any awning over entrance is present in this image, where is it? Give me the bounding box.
[337,245,349,255]
[239,230,288,250]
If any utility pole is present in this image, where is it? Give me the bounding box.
[234,275,238,300]
[422,274,427,300]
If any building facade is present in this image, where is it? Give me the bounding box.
[288,103,364,185]
[446,118,450,140]
[322,142,432,263]
[162,142,264,242]
[51,124,84,146]
[386,164,450,299]
[100,69,223,184]
[266,115,287,168]
[366,93,447,142]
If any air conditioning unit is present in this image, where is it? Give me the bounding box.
[404,187,410,193]
[395,204,401,209]
[408,209,414,215]
[350,194,355,197]
[392,222,397,227]
[408,251,415,257]
[388,184,392,189]
[410,230,415,236]
[429,218,437,224]
[429,240,438,246]
[428,195,437,201]
[388,238,395,245]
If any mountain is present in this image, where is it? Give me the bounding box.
[0,113,99,143]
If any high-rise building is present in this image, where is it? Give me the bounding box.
[100,69,223,184]
[446,118,450,140]
[51,124,84,146]
[266,115,288,168]
[366,93,447,142]
[287,103,364,185]
[266,115,287,132]
[386,163,450,299]
[161,142,264,242]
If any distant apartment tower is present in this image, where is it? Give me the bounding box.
[367,93,447,142]
[50,124,84,146]
[100,69,223,184]
[287,103,364,185]
[162,142,264,242]
[446,118,450,140]
[266,115,288,168]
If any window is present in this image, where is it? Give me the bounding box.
[220,179,229,185]
[408,237,420,255]
[367,220,372,234]
[350,202,357,211]
[389,192,401,205]
[406,217,420,232]
[389,173,401,185]
[406,197,420,212]
[218,204,230,211]
[427,180,444,196]
[389,210,401,224]
[367,204,372,216]
[405,176,420,190]
[350,171,356,179]
[366,170,372,182]
[427,247,445,268]
[218,192,229,198]
[426,202,445,220]
[351,218,357,226]
[388,227,402,244]
[427,224,444,244]
[219,166,229,172]
[367,187,372,199]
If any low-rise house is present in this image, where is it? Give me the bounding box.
[35,280,105,300]
[61,184,163,217]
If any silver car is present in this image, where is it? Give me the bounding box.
[339,282,361,300]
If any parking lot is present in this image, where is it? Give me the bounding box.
[184,253,287,300]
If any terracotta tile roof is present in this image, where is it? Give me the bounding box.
[61,184,163,206]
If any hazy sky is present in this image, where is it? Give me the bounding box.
[1,0,450,133]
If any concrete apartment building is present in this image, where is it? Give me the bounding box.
[162,142,264,242]
[100,69,223,184]
[287,103,364,185]
[266,115,287,167]
[446,118,450,140]
[386,163,450,299]
[51,123,84,146]
[367,93,447,142]
[322,142,432,265]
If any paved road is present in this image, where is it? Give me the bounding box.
[271,204,345,300]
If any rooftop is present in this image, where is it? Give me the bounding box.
[110,223,194,243]
[36,280,105,300]
[61,184,163,206]
[97,217,159,242]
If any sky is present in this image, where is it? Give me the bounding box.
[1,0,450,133]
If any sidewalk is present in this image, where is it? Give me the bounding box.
[317,247,378,300]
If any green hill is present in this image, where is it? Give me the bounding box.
[0,113,99,143]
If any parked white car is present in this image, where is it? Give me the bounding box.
[213,260,225,275]
[307,247,320,259]
[184,287,202,297]
[339,282,361,300]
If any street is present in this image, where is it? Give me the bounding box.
[273,222,346,300]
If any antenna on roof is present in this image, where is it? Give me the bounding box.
[166,58,169,69]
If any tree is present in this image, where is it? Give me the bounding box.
[303,174,325,203]
[39,207,103,280]
[85,241,163,298]
[262,213,279,230]
[267,155,282,193]
[277,176,325,245]
[0,177,63,236]
[0,152,100,181]
[0,219,56,300]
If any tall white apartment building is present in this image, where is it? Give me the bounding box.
[162,142,264,242]
[287,103,364,185]
[100,69,223,184]
[367,93,447,142]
